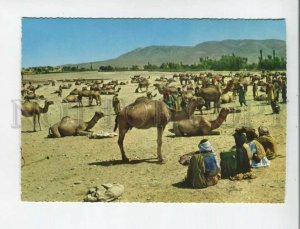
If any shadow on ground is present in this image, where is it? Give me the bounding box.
[88,157,162,166]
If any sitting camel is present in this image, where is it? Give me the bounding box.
[169,107,231,136]
[114,96,205,162]
[21,100,54,132]
[61,95,79,103]
[220,91,233,104]
[48,111,104,137]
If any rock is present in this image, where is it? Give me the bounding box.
[74,181,81,185]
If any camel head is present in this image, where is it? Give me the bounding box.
[94,111,105,120]
[45,100,54,106]
[187,96,205,116]
[70,88,79,95]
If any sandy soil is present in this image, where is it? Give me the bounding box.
[21,71,286,202]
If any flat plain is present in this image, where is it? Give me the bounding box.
[21,71,286,202]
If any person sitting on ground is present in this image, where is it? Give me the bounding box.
[257,126,277,160]
[232,131,251,174]
[238,127,270,168]
[198,139,221,186]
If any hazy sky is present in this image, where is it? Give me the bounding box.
[22,18,286,67]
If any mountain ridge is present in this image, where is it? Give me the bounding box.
[63,39,286,69]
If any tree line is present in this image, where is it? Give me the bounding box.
[22,49,286,74]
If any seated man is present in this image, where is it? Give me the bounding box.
[257,126,277,160]
[198,139,220,186]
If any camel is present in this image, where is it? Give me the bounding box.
[169,108,231,136]
[48,111,104,138]
[254,94,268,101]
[62,95,79,103]
[27,84,41,92]
[114,96,205,162]
[70,89,101,106]
[135,79,149,93]
[220,91,233,104]
[130,75,141,83]
[153,83,177,94]
[21,100,54,132]
[179,74,190,85]
[198,85,223,113]
[24,93,45,100]
[61,83,72,89]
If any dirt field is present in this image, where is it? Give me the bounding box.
[21,71,286,203]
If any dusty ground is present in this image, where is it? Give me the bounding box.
[21,71,286,203]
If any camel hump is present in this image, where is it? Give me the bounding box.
[60,116,72,122]
[131,97,153,105]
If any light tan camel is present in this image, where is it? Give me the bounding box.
[62,95,79,103]
[48,111,104,138]
[169,107,231,136]
[21,100,54,132]
[114,97,205,162]
[220,91,233,104]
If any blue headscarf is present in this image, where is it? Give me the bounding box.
[198,140,214,153]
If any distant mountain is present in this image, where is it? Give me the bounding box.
[63,39,286,69]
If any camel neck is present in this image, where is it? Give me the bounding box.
[86,116,100,130]
[210,111,228,130]
[41,103,49,113]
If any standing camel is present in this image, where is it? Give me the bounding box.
[21,100,54,132]
[135,79,149,93]
[114,97,205,162]
[198,85,223,113]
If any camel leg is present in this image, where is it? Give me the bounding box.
[76,130,91,136]
[37,114,41,131]
[33,115,36,132]
[157,125,165,162]
[117,123,130,162]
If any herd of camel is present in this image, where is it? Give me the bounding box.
[21,71,286,162]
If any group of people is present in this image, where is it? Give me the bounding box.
[163,87,187,111]
[186,125,277,188]
[238,78,286,114]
